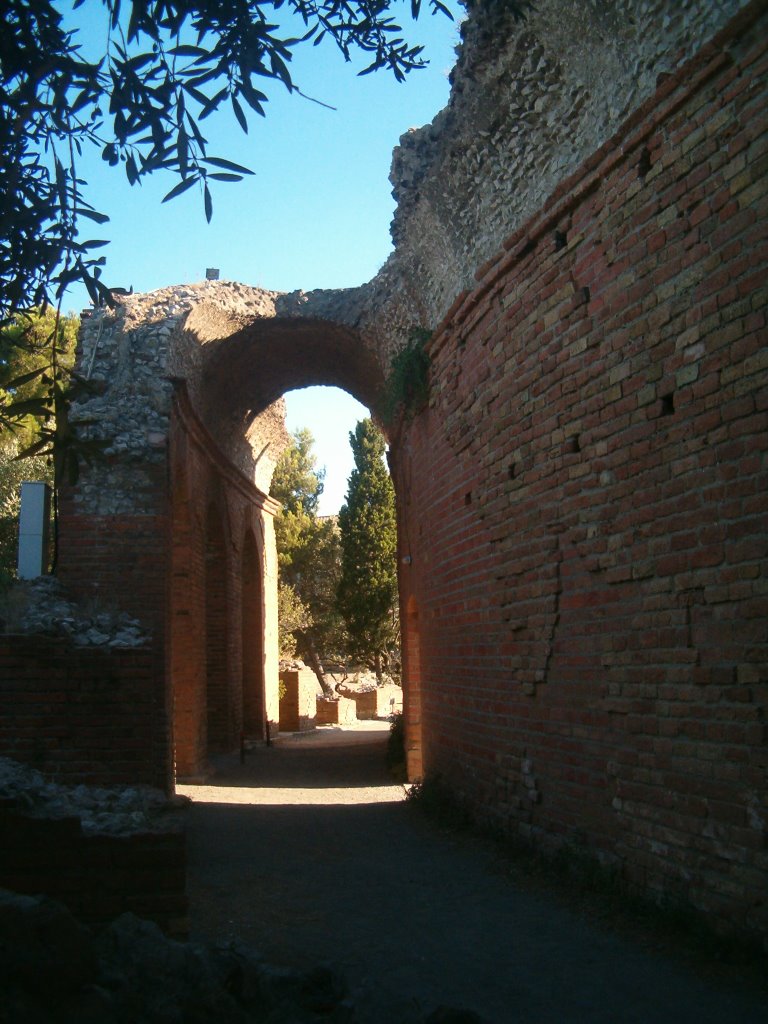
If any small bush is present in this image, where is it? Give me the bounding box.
[382,327,432,425]
[386,712,406,782]
[406,772,472,830]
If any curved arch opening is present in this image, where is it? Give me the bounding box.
[168,306,413,782]
[183,312,388,493]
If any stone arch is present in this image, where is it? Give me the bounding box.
[62,285,412,782]
[201,316,385,420]
[168,299,389,492]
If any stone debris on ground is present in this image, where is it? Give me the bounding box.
[0,576,148,647]
[0,757,183,836]
[0,889,483,1024]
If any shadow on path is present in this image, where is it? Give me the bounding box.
[179,725,765,1024]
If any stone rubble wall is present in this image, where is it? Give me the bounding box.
[356,0,752,364]
[72,281,287,515]
[0,889,406,1022]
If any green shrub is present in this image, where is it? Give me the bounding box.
[382,327,432,425]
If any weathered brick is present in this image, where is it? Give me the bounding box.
[393,6,768,946]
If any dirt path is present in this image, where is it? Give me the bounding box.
[178,724,765,1024]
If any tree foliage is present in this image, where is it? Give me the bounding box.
[271,428,345,688]
[1,0,462,320]
[0,307,82,583]
[0,305,106,490]
[337,418,398,682]
[276,578,312,660]
[0,306,79,440]
[271,427,324,556]
[0,435,51,588]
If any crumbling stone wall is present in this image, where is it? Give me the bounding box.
[393,0,767,939]
[73,281,286,507]
[365,0,753,360]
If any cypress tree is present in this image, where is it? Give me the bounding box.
[337,419,398,683]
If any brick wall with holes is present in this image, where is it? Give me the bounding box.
[395,7,767,940]
[0,637,170,790]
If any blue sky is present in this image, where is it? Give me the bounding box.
[61,4,461,512]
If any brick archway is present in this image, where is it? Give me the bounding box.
[58,291,390,782]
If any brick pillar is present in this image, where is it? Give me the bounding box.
[241,528,265,738]
[403,594,424,781]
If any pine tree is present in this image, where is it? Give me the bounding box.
[337,419,398,684]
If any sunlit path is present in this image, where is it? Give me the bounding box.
[179,723,764,1024]
[177,721,404,806]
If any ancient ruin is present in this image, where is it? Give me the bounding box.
[1,0,765,943]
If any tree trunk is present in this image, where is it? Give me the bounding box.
[300,632,334,697]
[374,651,383,686]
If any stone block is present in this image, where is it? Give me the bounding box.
[279,669,317,733]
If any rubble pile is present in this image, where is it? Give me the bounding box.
[0,576,148,647]
[0,758,181,836]
[0,890,484,1024]
[0,892,355,1024]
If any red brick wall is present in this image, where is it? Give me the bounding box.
[57,468,169,636]
[395,8,767,938]
[47,385,275,785]
[169,386,276,779]
[0,804,187,935]
[0,637,170,790]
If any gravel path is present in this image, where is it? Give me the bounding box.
[178,723,765,1024]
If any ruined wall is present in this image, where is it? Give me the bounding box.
[361,0,753,363]
[395,2,767,938]
[59,284,286,780]
[60,283,269,628]
[0,807,186,934]
[42,0,766,938]
[72,280,287,515]
[0,638,168,789]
